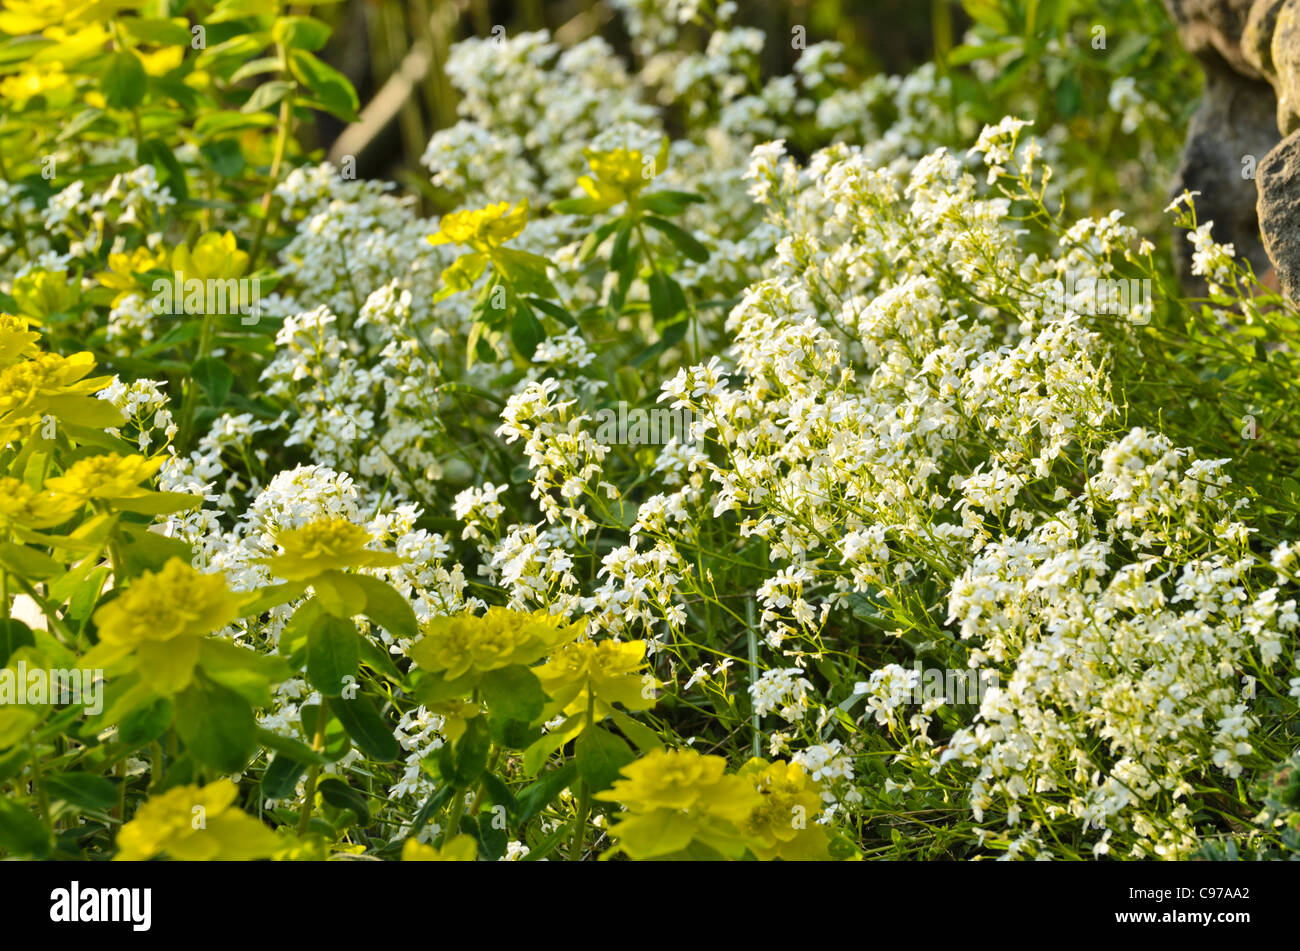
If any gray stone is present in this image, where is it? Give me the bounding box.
[1171,56,1281,292]
[1243,0,1285,81]
[1164,0,1269,78]
[1272,0,1300,133]
[1257,129,1300,296]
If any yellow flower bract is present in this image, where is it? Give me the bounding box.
[88,557,246,694]
[257,516,403,582]
[409,606,582,682]
[427,199,528,252]
[401,835,477,861]
[115,781,281,861]
[534,637,657,720]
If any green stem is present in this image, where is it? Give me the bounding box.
[29,737,50,828]
[250,82,294,268]
[297,696,329,837]
[568,692,597,860]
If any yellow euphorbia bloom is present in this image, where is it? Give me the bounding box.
[576,146,665,212]
[401,835,477,861]
[0,350,118,444]
[34,24,111,65]
[425,698,481,744]
[596,749,764,860]
[256,517,404,582]
[85,557,246,694]
[427,200,528,253]
[0,314,41,367]
[138,46,184,77]
[409,607,582,682]
[115,781,280,861]
[97,246,168,301]
[44,452,164,505]
[172,231,250,283]
[0,0,144,33]
[11,269,77,321]
[0,476,80,530]
[0,62,73,106]
[736,759,832,861]
[534,637,657,721]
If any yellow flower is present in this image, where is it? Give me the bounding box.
[576,146,664,212]
[427,200,528,252]
[736,759,831,861]
[44,452,164,505]
[97,246,168,301]
[138,46,183,77]
[0,0,143,33]
[256,517,404,582]
[0,350,118,445]
[425,698,481,744]
[595,749,764,860]
[0,313,41,367]
[401,835,477,861]
[11,269,77,321]
[115,781,280,861]
[409,607,582,683]
[172,231,250,283]
[34,24,111,65]
[86,558,246,694]
[534,638,657,721]
[0,62,73,106]
[0,476,79,530]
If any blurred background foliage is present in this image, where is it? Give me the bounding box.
[300,0,1200,232]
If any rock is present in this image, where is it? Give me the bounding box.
[1243,0,1285,81]
[1257,129,1300,296]
[1171,56,1281,292]
[1272,0,1300,132]
[1164,0,1268,78]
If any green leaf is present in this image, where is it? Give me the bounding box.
[514,760,577,822]
[300,704,351,761]
[575,725,635,792]
[450,714,490,786]
[608,708,663,754]
[242,79,295,115]
[255,727,330,766]
[261,754,306,800]
[350,574,418,639]
[111,492,202,516]
[287,49,358,121]
[272,16,332,51]
[102,51,147,109]
[117,696,173,747]
[479,665,546,725]
[494,249,558,298]
[644,216,709,263]
[306,615,359,696]
[0,36,54,66]
[122,18,193,46]
[523,296,576,328]
[0,542,60,580]
[42,772,117,810]
[316,776,369,825]
[174,674,257,773]
[0,619,36,668]
[521,714,582,775]
[139,138,190,201]
[511,306,545,361]
[312,569,366,619]
[333,695,400,762]
[0,798,50,857]
[192,356,233,407]
[641,190,706,216]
